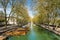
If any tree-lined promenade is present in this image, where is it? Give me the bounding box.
[32,0,60,35]
[0,0,30,27]
[0,0,30,40]
[0,0,60,40]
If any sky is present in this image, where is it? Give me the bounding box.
[26,0,34,18]
[0,0,34,18]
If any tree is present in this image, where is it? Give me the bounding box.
[10,0,30,27]
[32,0,60,26]
[0,11,5,22]
[0,0,29,27]
[0,0,10,27]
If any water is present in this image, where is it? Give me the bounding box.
[7,25,60,40]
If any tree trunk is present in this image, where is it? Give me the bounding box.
[4,8,7,28]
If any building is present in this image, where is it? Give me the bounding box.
[7,17,17,25]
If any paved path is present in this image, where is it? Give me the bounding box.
[35,24,60,35]
[40,24,60,35]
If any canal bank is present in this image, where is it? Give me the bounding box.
[40,24,60,36]
[0,23,30,40]
[35,24,60,36]
[7,25,60,40]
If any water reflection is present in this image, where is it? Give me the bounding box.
[8,24,60,40]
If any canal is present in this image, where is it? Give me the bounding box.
[7,25,60,40]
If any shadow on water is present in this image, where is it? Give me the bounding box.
[7,24,60,40]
